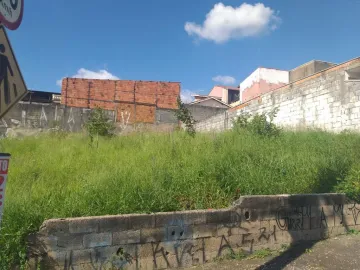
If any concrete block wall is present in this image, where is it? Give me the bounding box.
[0,102,115,135]
[194,111,237,132]
[28,194,360,269]
[196,58,360,133]
[185,104,228,123]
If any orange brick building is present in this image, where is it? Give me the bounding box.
[61,78,180,124]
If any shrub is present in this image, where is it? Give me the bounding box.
[335,165,360,202]
[232,112,251,130]
[84,107,115,143]
[233,107,281,137]
[174,97,196,137]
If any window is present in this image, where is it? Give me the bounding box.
[345,66,360,81]
[228,89,240,103]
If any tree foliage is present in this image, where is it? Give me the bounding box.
[85,107,115,143]
[174,97,196,137]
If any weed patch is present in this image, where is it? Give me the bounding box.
[347,229,360,235]
[0,130,359,267]
[248,248,278,259]
[214,249,247,262]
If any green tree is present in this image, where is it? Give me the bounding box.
[174,97,196,137]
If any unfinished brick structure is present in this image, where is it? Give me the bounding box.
[61,79,180,124]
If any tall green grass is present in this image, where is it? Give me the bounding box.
[0,130,360,268]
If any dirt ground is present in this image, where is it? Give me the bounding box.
[187,234,360,270]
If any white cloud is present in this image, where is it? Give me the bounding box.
[181,89,196,103]
[185,2,281,43]
[212,75,236,85]
[56,79,63,87]
[56,68,119,87]
[72,68,120,80]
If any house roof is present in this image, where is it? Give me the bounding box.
[28,89,61,95]
[290,60,337,71]
[193,94,223,101]
[192,94,213,98]
[215,85,240,91]
[189,96,231,107]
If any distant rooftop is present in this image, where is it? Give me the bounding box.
[290,60,337,71]
[215,85,240,91]
[189,96,230,107]
[28,89,61,95]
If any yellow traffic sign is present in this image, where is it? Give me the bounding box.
[0,24,27,118]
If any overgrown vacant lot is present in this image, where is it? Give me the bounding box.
[1,130,360,267]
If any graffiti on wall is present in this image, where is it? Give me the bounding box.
[4,105,53,131]
[120,111,131,130]
[63,247,136,270]
[67,107,75,131]
[349,204,360,225]
[148,203,358,269]
[0,103,116,136]
[40,106,48,126]
[36,202,360,270]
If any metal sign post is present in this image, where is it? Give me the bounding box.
[0,153,10,227]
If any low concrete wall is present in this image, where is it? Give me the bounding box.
[28,194,360,269]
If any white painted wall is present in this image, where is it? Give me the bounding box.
[239,69,260,91]
[259,68,289,85]
[240,68,289,90]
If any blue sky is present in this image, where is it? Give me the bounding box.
[7,0,360,101]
